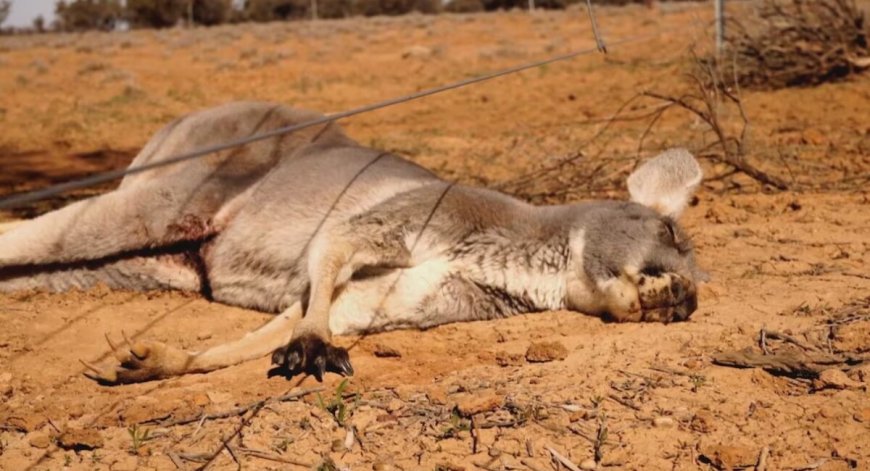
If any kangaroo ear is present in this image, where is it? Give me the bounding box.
[627,148,702,219]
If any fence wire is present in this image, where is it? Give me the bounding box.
[0,15,707,211]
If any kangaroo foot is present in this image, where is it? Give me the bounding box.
[270,333,353,381]
[81,333,191,385]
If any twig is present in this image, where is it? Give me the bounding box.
[194,403,266,471]
[167,451,186,470]
[236,447,313,468]
[151,386,324,427]
[546,445,583,471]
[224,443,241,471]
[607,394,641,411]
[760,328,818,352]
[756,445,770,471]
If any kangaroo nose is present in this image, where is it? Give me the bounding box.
[666,275,697,322]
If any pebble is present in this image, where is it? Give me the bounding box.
[525,341,569,363]
[29,434,51,449]
[653,416,675,427]
[580,458,597,470]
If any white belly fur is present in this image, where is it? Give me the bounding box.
[328,257,452,335]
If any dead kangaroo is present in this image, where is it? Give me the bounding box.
[0,102,706,384]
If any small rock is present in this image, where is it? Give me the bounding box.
[206,391,233,404]
[67,403,85,419]
[815,369,863,390]
[456,393,503,416]
[801,128,827,146]
[386,398,405,413]
[854,407,870,423]
[698,442,757,470]
[580,458,597,470]
[191,392,211,407]
[58,428,104,450]
[690,410,717,433]
[6,413,46,432]
[495,350,524,367]
[401,45,433,59]
[331,438,345,452]
[426,387,448,405]
[653,416,674,427]
[29,434,51,449]
[373,343,402,358]
[111,454,139,471]
[196,332,213,341]
[525,341,568,363]
[373,462,397,471]
[818,404,844,419]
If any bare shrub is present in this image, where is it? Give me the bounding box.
[729,0,869,89]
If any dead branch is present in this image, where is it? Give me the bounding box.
[640,87,788,190]
[712,349,869,378]
[149,386,324,427]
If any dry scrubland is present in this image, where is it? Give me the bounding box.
[0,4,869,470]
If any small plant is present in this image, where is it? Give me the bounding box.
[689,374,707,393]
[316,457,339,471]
[438,409,471,439]
[316,379,357,426]
[272,436,293,453]
[590,394,605,409]
[127,424,152,453]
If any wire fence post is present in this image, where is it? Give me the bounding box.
[714,0,725,54]
[528,0,536,13]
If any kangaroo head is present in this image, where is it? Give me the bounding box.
[568,148,706,315]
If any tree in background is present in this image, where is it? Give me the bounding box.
[55,0,123,31]
[244,0,309,21]
[193,0,234,25]
[125,0,185,28]
[33,15,47,32]
[0,0,11,27]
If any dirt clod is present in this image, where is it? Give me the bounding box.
[495,350,524,367]
[815,369,864,390]
[373,343,402,358]
[455,392,503,416]
[28,434,51,449]
[690,410,717,433]
[525,341,568,363]
[698,441,757,470]
[57,428,103,450]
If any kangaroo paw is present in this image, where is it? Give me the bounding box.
[635,272,697,323]
[81,333,191,385]
[270,333,353,381]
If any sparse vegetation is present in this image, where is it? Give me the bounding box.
[126,424,152,454]
[728,0,869,89]
[315,379,357,426]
